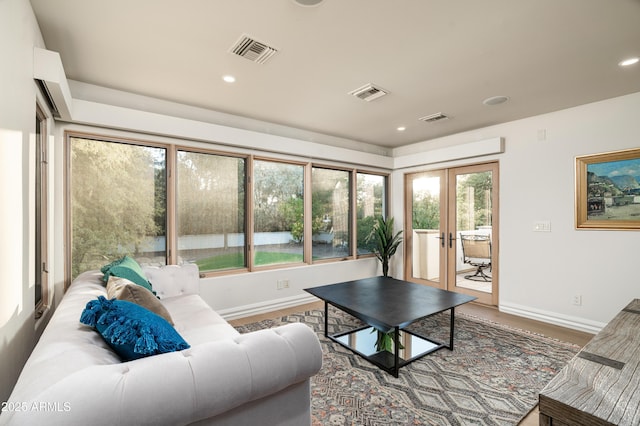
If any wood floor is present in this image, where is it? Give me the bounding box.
[228,301,594,426]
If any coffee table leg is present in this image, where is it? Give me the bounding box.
[324,302,329,337]
[449,307,455,350]
[394,326,401,377]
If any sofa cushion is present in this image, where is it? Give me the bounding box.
[101,255,154,293]
[143,264,200,299]
[80,296,189,361]
[107,276,174,324]
[163,294,240,345]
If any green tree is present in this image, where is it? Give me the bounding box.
[357,215,377,252]
[356,174,385,254]
[311,169,350,253]
[456,172,492,230]
[71,139,164,277]
[280,197,304,242]
[253,161,304,232]
[412,193,440,229]
[176,152,244,238]
[154,165,166,237]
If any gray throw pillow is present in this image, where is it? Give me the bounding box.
[107,276,174,325]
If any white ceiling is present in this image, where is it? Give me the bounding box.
[30,0,640,150]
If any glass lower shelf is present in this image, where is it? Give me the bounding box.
[333,326,441,365]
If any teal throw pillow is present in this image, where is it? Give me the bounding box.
[80,296,190,361]
[101,256,154,294]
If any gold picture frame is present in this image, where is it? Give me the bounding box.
[576,148,640,230]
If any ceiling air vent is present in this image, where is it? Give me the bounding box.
[419,112,450,123]
[349,84,388,102]
[230,34,278,64]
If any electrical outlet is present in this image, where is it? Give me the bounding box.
[276,280,290,290]
[537,129,547,141]
[533,220,551,232]
[572,295,582,306]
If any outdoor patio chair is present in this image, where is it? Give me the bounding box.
[460,234,492,282]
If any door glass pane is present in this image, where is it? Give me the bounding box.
[312,167,351,259]
[411,175,441,281]
[70,138,167,279]
[456,171,493,293]
[177,151,245,272]
[253,160,304,266]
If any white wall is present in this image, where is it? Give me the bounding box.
[204,259,379,318]
[391,91,640,332]
[0,0,54,404]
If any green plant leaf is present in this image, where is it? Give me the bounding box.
[369,216,403,276]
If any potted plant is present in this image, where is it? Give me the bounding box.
[371,326,404,353]
[369,216,404,353]
[370,216,403,277]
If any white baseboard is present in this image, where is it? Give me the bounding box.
[220,296,607,334]
[218,293,319,321]
[499,302,605,334]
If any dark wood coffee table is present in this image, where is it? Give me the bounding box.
[305,276,476,377]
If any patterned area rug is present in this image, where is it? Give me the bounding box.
[235,308,579,426]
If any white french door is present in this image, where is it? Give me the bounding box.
[404,162,499,305]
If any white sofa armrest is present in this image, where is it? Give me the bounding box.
[231,322,323,398]
[143,264,200,298]
[183,322,323,422]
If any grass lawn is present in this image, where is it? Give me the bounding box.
[195,251,304,270]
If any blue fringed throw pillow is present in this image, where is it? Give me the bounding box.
[80,296,189,361]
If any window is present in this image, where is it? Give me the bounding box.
[312,167,351,260]
[252,160,304,267]
[35,105,48,314]
[356,173,386,255]
[68,137,167,279]
[66,133,388,280]
[177,150,246,271]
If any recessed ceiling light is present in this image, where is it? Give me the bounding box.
[397,126,406,132]
[222,75,236,83]
[619,57,639,67]
[482,95,509,106]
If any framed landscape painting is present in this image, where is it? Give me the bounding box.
[576,148,640,230]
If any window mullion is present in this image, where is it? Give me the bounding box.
[350,169,357,260]
[166,145,177,265]
[304,163,312,264]
[246,156,255,271]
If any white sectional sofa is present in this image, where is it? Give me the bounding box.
[1,264,323,425]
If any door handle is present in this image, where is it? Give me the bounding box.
[449,232,456,248]
[436,232,445,248]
